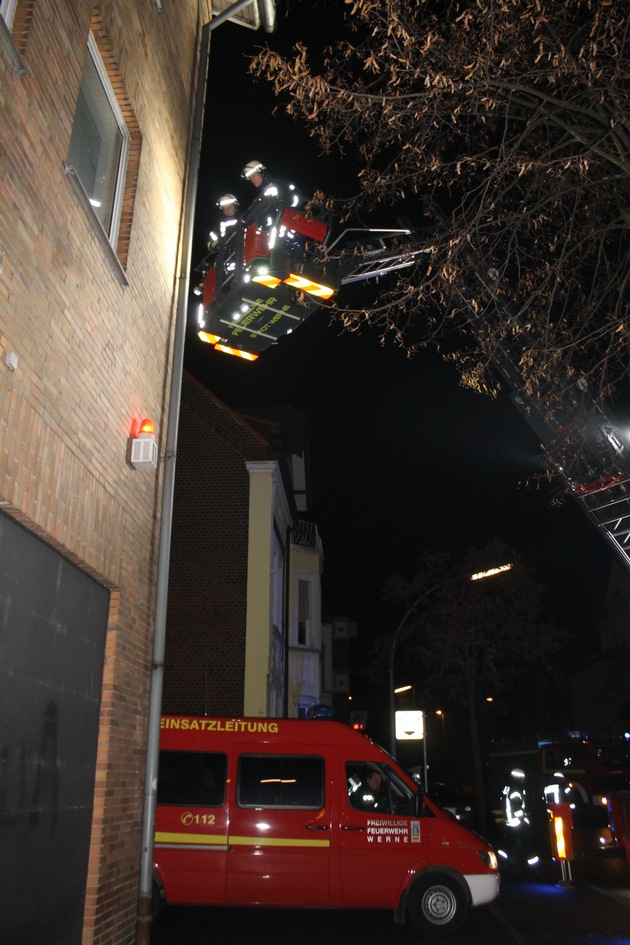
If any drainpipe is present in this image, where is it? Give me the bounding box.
[135,3,276,942]
[283,523,293,717]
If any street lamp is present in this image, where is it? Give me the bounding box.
[471,564,512,581]
[388,563,512,758]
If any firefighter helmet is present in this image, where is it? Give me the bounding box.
[241,160,266,180]
[217,193,239,209]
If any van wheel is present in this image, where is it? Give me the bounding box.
[407,875,468,935]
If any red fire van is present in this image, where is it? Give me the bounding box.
[153,716,500,935]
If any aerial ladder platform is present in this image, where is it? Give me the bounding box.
[194,199,427,360]
[193,196,630,571]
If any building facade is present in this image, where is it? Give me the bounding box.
[320,617,358,723]
[287,520,324,717]
[0,1,210,941]
[163,373,325,719]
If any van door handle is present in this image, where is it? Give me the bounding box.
[341,825,365,831]
[305,824,328,830]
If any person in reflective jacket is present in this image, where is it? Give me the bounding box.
[207,193,240,248]
[241,159,302,227]
[349,768,390,812]
[241,159,266,189]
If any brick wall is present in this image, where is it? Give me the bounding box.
[164,373,277,716]
[0,2,210,942]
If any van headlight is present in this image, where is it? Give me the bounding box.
[476,850,498,871]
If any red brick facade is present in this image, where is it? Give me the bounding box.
[164,373,277,716]
[0,2,209,941]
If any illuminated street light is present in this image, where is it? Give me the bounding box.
[471,563,513,581]
[394,684,413,694]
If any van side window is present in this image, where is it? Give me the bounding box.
[346,762,417,816]
[238,754,324,809]
[158,750,227,807]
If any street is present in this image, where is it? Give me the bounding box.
[150,855,630,945]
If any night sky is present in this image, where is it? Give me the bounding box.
[184,5,615,719]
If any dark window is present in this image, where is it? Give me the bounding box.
[238,754,324,809]
[297,579,310,645]
[158,751,227,807]
[595,742,630,768]
[544,745,588,771]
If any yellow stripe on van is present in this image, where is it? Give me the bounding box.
[155,832,228,846]
[229,835,330,849]
[155,831,329,849]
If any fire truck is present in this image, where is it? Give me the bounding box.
[487,732,630,866]
[193,196,427,361]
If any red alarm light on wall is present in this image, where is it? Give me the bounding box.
[130,417,158,470]
[138,418,155,435]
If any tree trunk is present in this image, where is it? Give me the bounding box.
[466,672,488,839]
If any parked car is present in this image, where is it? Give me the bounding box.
[428,782,475,827]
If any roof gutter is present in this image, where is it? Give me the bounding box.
[135,4,276,942]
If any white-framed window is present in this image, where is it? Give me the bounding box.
[0,0,18,29]
[297,578,311,647]
[67,33,130,247]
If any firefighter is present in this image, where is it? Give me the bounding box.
[241,159,266,188]
[348,766,390,812]
[207,193,240,249]
[498,768,541,869]
[241,159,302,226]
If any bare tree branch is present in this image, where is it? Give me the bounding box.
[251,0,630,437]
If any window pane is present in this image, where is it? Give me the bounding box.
[0,0,17,29]
[157,751,227,807]
[67,50,123,235]
[238,754,324,809]
[297,578,310,645]
[346,762,417,815]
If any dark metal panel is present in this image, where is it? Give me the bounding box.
[0,513,110,944]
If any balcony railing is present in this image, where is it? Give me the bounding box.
[291,520,323,553]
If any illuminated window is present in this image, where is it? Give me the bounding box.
[65,13,141,271]
[67,33,129,247]
[0,0,17,28]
